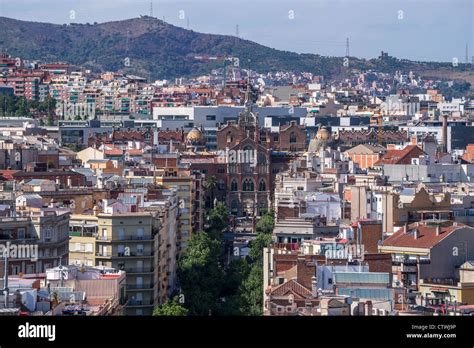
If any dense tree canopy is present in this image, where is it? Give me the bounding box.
[177,231,224,315]
[152,296,188,316]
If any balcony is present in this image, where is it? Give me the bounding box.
[125,267,154,274]
[127,299,154,307]
[401,264,417,273]
[115,236,153,242]
[127,284,153,290]
[116,251,153,258]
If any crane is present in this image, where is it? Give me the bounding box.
[193,55,239,86]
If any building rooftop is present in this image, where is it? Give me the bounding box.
[382,221,466,249]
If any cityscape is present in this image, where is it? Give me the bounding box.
[0,1,473,335]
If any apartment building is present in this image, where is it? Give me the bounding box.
[156,175,195,255]
[69,214,99,267]
[0,208,70,275]
[95,212,157,315]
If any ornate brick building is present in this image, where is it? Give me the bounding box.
[216,86,272,217]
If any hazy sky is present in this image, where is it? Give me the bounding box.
[0,0,472,62]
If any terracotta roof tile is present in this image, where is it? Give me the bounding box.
[382,222,466,249]
[270,279,312,298]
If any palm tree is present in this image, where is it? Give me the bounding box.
[203,175,217,209]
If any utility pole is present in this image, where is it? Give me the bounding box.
[465,43,469,64]
[235,24,239,38]
[2,255,9,308]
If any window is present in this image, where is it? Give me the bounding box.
[259,179,266,191]
[136,228,144,240]
[242,179,254,191]
[328,278,333,284]
[118,245,125,256]
[26,264,35,274]
[217,167,225,174]
[137,244,144,255]
[17,228,25,239]
[206,115,216,121]
[44,229,51,242]
[118,228,125,241]
[226,132,233,143]
[273,135,279,142]
[85,243,93,252]
[75,243,81,252]
[289,132,297,143]
[231,179,238,192]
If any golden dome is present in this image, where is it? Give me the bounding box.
[186,127,204,142]
[316,126,331,141]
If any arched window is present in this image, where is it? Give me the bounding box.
[259,179,266,191]
[231,179,238,191]
[227,131,233,143]
[242,178,254,191]
[289,132,297,143]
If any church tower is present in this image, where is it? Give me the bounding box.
[237,77,259,142]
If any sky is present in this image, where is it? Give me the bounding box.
[0,0,473,62]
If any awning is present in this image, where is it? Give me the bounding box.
[430,287,449,292]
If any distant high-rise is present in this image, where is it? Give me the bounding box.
[465,43,468,64]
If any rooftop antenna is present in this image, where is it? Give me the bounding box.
[150,1,153,17]
[465,43,469,64]
[187,18,190,30]
[236,24,239,38]
[346,37,350,57]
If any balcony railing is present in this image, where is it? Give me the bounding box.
[124,267,154,273]
[117,251,153,257]
[127,284,153,290]
[116,235,153,241]
[127,299,154,306]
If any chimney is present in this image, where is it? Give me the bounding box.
[442,114,448,153]
[296,256,314,289]
[436,225,441,236]
[366,300,373,316]
[311,275,317,298]
[413,229,418,239]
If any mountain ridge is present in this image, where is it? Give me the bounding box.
[0,16,470,81]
